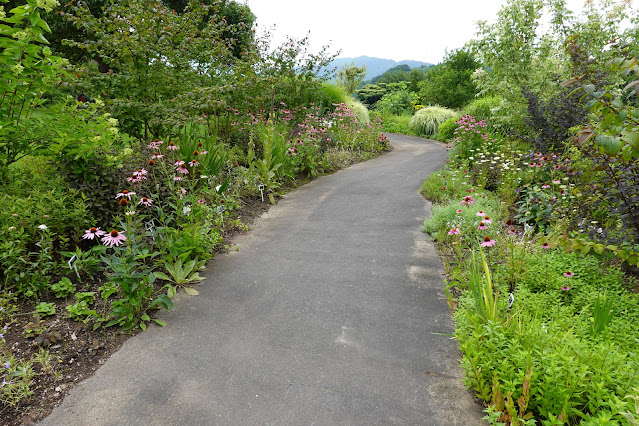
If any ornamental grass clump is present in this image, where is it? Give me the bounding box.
[408,106,458,136]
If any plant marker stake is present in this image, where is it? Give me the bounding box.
[508,293,514,309]
[68,254,80,280]
[259,184,265,202]
[145,220,155,241]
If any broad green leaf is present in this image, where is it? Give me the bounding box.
[153,319,167,327]
[183,287,199,296]
[593,244,604,255]
[596,134,622,155]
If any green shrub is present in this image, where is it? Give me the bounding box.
[378,113,413,134]
[408,106,457,136]
[437,115,462,141]
[345,97,370,125]
[462,96,501,126]
[318,83,348,112]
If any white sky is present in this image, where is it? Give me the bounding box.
[245,0,633,65]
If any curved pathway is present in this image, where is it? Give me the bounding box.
[42,134,483,425]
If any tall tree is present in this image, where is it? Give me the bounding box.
[336,62,367,95]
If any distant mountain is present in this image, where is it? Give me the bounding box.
[324,56,432,81]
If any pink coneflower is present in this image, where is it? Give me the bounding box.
[563,271,574,278]
[119,198,129,207]
[177,163,189,174]
[504,218,513,227]
[179,187,187,199]
[456,209,463,214]
[174,160,185,167]
[508,228,517,235]
[82,227,106,240]
[138,197,153,206]
[481,236,496,247]
[134,168,148,176]
[116,190,135,199]
[127,175,141,183]
[541,242,550,249]
[148,160,156,167]
[200,150,208,155]
[197,198,206,204]
[101,230,127,247]
[151,152,164,159]
[193,150,199,156]
[189,160,199,167]
[483,216,492,224]
[166,142,179,151]
[173,176,182,181]
[448,228,461,235]
[552,179,561,184]
[561,286,571,291]
[476,211,485,217]
[461,196,476,207]
[147,139,163,149]
[478,222,488,230]
[542,184,550,189]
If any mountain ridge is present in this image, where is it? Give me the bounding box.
[325,56,432,81]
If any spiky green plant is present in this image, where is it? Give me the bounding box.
[408,106,457,136]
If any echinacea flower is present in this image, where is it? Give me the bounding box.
[563,271,574,278]
[152,152,164,159]
[138,197,153,206]
[82,227,106,240]
[166,142,179,151]
[173,176,182,181]
[508,228,517,235]
[476,211,485,217]
[461,196,476,207]
[176,164,189,174]
[481,236,496,247]
[174,160,185,167]
[148,160,156,167]
[116,190,135,199]
[483,216,492,224]
[541,242,550,249]
[478,222,488,230]
[561,286,571,291]
[189,160,199,167]
[197,198,206,204]
[101,230,127,247]
[448,228,461,235]
[456,209,463,214]
[119,198,129,207]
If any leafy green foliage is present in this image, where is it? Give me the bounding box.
[0,0,66,180]
[418,48,479,109]
[437,116,462,141]
[336,62,367,95]
[375,82,418,115]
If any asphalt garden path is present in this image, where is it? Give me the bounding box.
[41,134,484,425]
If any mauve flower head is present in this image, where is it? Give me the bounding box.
[138,197,153,206]
[461,196,476,207]
[82,227,106,240]
[167,142,179,151]
[116,190,135,200]
[542,242,550,249]
[448,228,461,235]
[481,236,496,247]
[561,286,571,291]
[563,271,574,278]
[101,230,127,248]
[476,211,485,217]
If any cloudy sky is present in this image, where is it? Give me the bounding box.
[245,0,631,65]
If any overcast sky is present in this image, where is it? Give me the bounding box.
[245,0,633,65]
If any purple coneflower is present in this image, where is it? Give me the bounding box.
[177,163,189,174]
[508,228,517,235]
[461,196,476,207]
[476,211,485,217]
[541,242,550,249]
[101,230,127,247]
[152,152,164,159]
[82,227,106,240]
[563,271,574,278]
[116,190,135,199]
[138,197,153,206]
[561,286,571,291]
[189,160,199,167]
[166,142,179,151]
[478,222,488,230]
[481,236,496,247]
[483,216,492,224]
[448,228,460,235]
[456,209,463,214]
[174,160,185,167]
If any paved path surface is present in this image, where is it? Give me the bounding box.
[42,134,483,425]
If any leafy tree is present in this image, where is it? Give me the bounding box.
[336,61,367,95]
[356,83,388,106]
[63,0,237,138]
[376,82,418,115]
[418,48,479,109]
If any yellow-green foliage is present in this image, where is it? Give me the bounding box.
[319,83,348,110]
[345,97,370,125]
[409,106,457,136]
